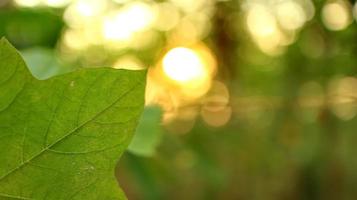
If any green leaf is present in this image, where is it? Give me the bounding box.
[128,106,162,157]
[0,38,146,200]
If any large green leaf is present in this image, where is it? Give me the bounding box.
[0,38,146,200]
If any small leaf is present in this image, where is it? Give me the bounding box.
[128,106,162,157]
[0,38,146,200]
[21,47,72,80]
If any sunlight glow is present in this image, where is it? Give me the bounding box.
[63,0,107,28]
[14,0,41,7]
[15,0,72,7]
[275,0,306,30]
[169,0,206,13]
[246,4,284,55]
[322,0,352,31]
[243,0,314,56]
[102,2,155,42]
[201,81,231,127]
[328,77,357,120]
[75,1,97,17]
[163,47,206,83]
[154,2,180,31]
[113,55,145,70]
[247,5,277,37]
[44,0,71,7]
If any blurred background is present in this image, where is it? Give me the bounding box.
[1,0,357,199]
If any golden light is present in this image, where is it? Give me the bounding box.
[112,0,131,4]
[322,0,352,31]
[63,29,88,50]
[44,0,72,7]
[154,2,180,31]
[123,2,155,32]
[302,0,316,20]
[103,12,133,41]
[169,0,206,13]
[247,4,277,37]
[201,106,232,127]
[76,3,94,16]
[275,0,307,30]
[154,44,216,100]
[201,81,232,127]
[254,31,284,55]
[202,81,230,112]
[63,0,107,27]
[113,55,145,70]
[163,47,206,83]
[102,2,155,42]
[246,4,285,55]
[14,0,41,7]
[328,77,357,120]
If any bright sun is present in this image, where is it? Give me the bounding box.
[162,47,206,83]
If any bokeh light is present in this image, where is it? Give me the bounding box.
[63,0,107,28]
[14,0,41,7]
[113,55,145,70]
[102,2,155,42]
[159,44,216,99]
[163,47,206,83]
[275,0,306,31]
[328,77,357,120]
[15,0,72,7]
[243,0,314,55]
[154,2,180,31]
[201,81,231,127]
[322,0,352,31]
[246,4,277,38]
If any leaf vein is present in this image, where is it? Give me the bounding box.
[0,79,144,181]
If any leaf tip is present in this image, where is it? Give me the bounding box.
[0,37,8,44]
[0,37,15,50]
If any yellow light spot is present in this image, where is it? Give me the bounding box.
[246,4,285,55]
[103,12,133,41]
[124,2,155,32]
[113,55,145,70]
[202,81,230,112]
[102,2,155,42]
[169,0,206,13]
[64,0,107,27]
[159,45,216,99]
[201,106,232,127]
[154,2,180,31]
[322,0,352,31]
[14,0,41,7]
[76,2,95,16]
[44,0,71,7]
[112,0,131,4]
[328,77,357,120]
[162,47,207,84]
[275,1,307,30]
[247,5,277,37]
[63,29,88,50]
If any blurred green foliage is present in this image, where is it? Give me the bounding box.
[0,9,63,48]
[128,106,163,157]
